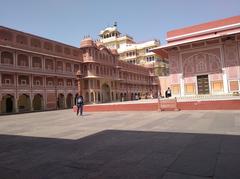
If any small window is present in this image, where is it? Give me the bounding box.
[67,81,72,86]
[48,81,53,86]
[4,79,11,84]
[58,81,63,86]
[21,79,26,85]
[35,80,40,86]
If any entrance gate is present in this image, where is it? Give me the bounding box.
[197,75,209,94]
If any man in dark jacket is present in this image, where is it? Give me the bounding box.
[76,95,84,116]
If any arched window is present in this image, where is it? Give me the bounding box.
[32,56,42,68]
[57,61,63,71]
[66,63,72,72]
[17,54,29,67]
[1,51,13,65]
[96,66,99,75]
[45,59,54,70]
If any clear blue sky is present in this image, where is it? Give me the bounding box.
[0,0,239,47]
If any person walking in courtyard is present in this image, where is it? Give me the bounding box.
[76,94,84,116]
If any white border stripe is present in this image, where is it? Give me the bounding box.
[167,23,240,41]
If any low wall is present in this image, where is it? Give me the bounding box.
[84,99,240,112]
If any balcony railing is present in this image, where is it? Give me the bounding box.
[1,84,15,89]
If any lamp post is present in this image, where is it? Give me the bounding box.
[76,70,82,96]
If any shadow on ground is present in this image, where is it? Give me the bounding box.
[1,130,240,179]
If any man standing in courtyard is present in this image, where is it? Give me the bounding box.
[76,94,84,116]
[165,87,172,98]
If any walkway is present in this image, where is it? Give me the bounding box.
[0,110,240,178]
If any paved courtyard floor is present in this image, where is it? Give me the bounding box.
[1,110,240,179]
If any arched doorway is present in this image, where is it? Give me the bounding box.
[85,92,89,103]
[1,94,14,113]
[98,92,101,102]
[32,94,43,111]
[101,84,110,103]
[18,94,31,112]
[131,93,134,100]
[66,93,73,108]
[90,92,94,103]
[58,93,65,109]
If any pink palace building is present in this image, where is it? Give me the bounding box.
[0,27,159,114]
[153,15,240,97]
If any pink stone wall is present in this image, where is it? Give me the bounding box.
[224,41,239,67]
[224,41,240,80]
[168,51,181,74]
[181,48,222,77]
[209,73,223,81]
[170,74,181,84]
[184,76,196,83]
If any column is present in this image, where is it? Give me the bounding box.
[93,91,96,103]
[43,76,47,110]
[15,95,19,113]
[16,73,18,89]
[43,90,47,110]
[42,56,45,72]
[64,94,67,109]
[30,93,33,111]
[71,63,74,74]
[223,68,229,94]
[14,52,17,67]
[0,72,2,87]
[0,93,2,113]
[29,55,32,69]
[180,75,185,97]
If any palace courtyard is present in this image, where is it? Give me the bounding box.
[1,110,240,178]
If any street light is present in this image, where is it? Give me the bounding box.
[76,70,82,96]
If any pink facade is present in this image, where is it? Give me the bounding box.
[154,16,240,96]
[0,26,159,114]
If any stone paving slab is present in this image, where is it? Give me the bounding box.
[0,110,240,178]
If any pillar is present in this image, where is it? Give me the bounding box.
[223,68,229,94]
[93,91,96,103]
[15,95,18,113]
[180,75,185,97]
[30,93,33,111]
[14,52,17,67]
